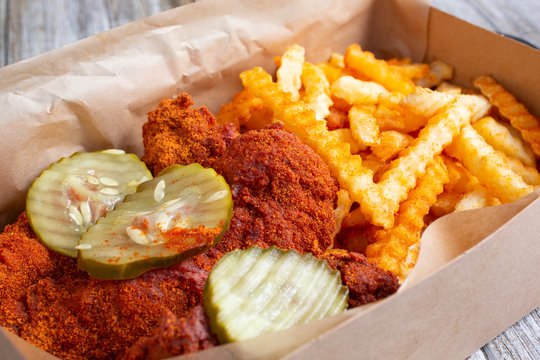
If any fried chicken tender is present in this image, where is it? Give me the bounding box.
[320,249,399,307]
[212,122,338,255]
[121,306,217,360]
[142,94,238,174]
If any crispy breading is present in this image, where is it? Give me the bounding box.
[142,94,238,175]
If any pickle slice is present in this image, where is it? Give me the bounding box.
[204,246,349,344]
[78,163,233,280]
[26,150,152,257]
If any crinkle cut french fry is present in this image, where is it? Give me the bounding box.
[473,116,536,167]
[371,131,413,162]
[416,60,454,88]
[454,188,492,212]
[375,101,427,133]
[349,105,379,147]
[301,62,333,121]
[216,89,265,128]
[474,75,540,157]
[375,97,478,228]
[333,189,353,238]
[329,53,345,68]
[366,156,449,281]
[325,106,348,130]
[431,192,461,217]
[436,81,462,95]
[399,87,456,118]
[328,128,366,154]
[344,44,415,94]
[316,63,344,84]
[389,61,430,82]
[498,150,540,185]
[331,76,388,105]
[445,124,533,203]
[276,44,305,101]
[342,207,369,228]
[442,156,480,194]
[361,153,386,179]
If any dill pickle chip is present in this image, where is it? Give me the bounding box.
[204,246,349,344]
[77,163,233,280]
[26,150,152,257]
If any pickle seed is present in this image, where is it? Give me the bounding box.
[156,212,171,232]
[100,188,120,196]
[75,244,92,250]
[126,226,150,245]
[154,180,166,202]
[68,205,83,226]
[99,177,120,187]
[128,176,152,187]
[101,149,126,155]
[80,202,92,225]
[204,190,229,203]
[86,175,100,185]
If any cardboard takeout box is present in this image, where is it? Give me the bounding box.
[1,0,539,359]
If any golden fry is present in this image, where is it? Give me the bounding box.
[416,60,454,88]
[276,44,305,101]
[216,89,265,128]
[399,87,456,118]
[331,76,388,104]
[436,81,462,94]
[328,128,366,154]
[445,124,533,203]
[366,156,449,281]
[498,150,540,185]
[431,192,461,217]
[389,61,430,82]
[329,53,345,68]
[344,44,415,94]
[474,75,540,157]
[473,116,536,167]
[333,189,353,238]
[371,131,413,162]
[342,207,369,228]
[316,63,344,84]
[301,62,333,121]
[349,105,379,147]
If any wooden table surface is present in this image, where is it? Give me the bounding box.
[0,0,539,359]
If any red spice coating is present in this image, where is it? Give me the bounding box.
[121,305,217,360]
[320,249,400,307]
[211,122,339,256]
[142,94,238,175]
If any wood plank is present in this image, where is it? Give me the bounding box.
[433,0,540,48]
[0,0,7,67]
[6,0,111,65]
[468,349,488,360]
